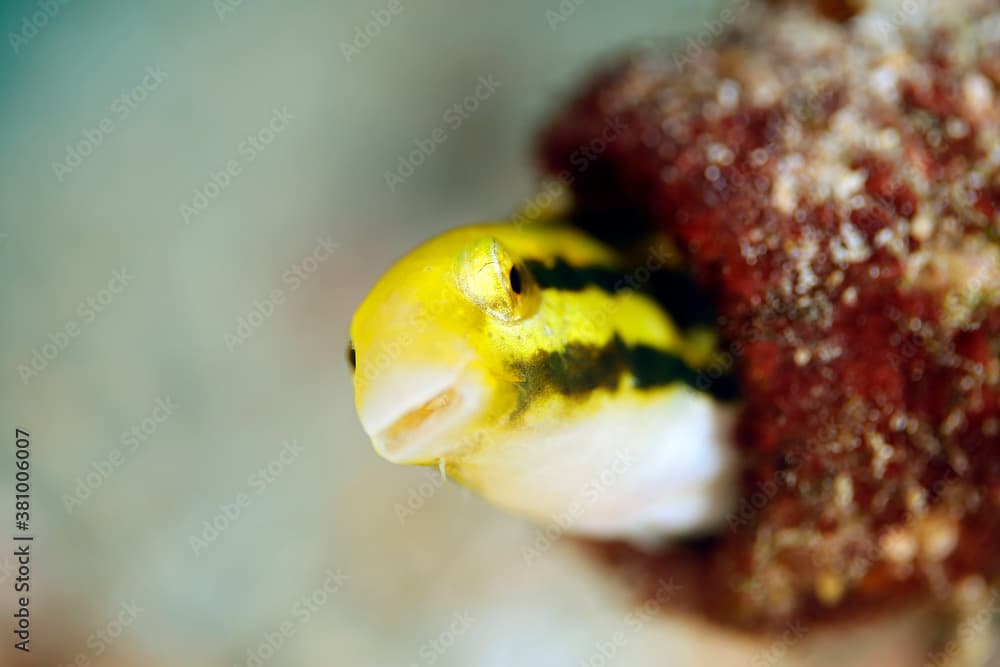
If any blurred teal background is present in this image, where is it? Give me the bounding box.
[0,1,771,665]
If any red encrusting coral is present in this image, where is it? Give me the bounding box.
[540,0,1000,630]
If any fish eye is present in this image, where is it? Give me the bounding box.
[509,266,522,294]
[346,341,356,371]
[456,238,539,323]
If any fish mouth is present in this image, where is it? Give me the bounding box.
[377,387,462,459]
[361,364,486,464]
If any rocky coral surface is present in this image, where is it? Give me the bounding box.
[541,0,1000,629]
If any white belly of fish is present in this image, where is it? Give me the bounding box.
[455,386,740,544]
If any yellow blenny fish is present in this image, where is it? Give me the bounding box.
[348,221,740,542]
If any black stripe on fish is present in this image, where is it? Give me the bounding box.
[509,335,739,416]
[524,258,625,294]
[523,258,716,329]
